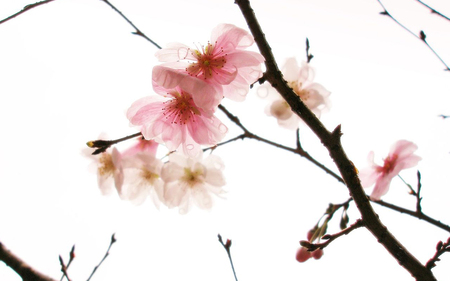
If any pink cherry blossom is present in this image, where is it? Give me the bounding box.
[161,152,226,214]
[258,58,330,130]
[127,72,228,157]
[120,153,164,206]
[121,137,159,158]
[155,24,265,102]
[359,140,421,200]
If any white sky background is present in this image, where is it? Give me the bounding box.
[0,0,450,280]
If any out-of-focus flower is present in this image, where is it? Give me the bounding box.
[359,140,421,200]
[258,58,330,130]
[155,23,264,102]
[161,152,226,214]
[127,69,228,157]
[85,147,124,196]
[120,153,164,206]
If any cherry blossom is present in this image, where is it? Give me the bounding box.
[161,152,226,214]
[121,137,159,158]
[359,140,421,200]
[258,58,330,130]
[155,24,264,102]
[85,147,124,196]
[127,69,228,156]
[120,153,165,206]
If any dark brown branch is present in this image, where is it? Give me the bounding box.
[217,104,344,183]
[0,241,57,281]
[0,0,57,25]
[414,0,450,22]
[100,0,162,49]
[377,0,450,71]
[235,0,436,280]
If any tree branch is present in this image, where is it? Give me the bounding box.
[0,241,57,281]
[377,0,450,71]
[100,0,162,49]
[234,0,436,280]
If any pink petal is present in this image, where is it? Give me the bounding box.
[212,24,254,50]
[282,57,301,82]
[155,42,192,61]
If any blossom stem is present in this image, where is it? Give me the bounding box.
[235,0,436,279]
[398,174,416,195]
[0,0,57,25]
[376,0,450,71]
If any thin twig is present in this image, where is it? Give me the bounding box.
[58,256,71,281]
[0,0,57,25]
[100,0,162,49]
[377,0,450,71]
[87,132,142,155]
[414,0,450,22]
[217,104,344,183]
[426,237,450,270]
[415,171,423,213]
[305,38,314,63]
[59,245,75,281]
[86,234,117,281]
[372,199,450,233]
[217,234,238,281]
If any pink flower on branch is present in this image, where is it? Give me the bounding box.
[258,58,330,130]
[161,152,226,214]
[127,71,227,156]
[359,140,421,200]
[155,24,264,102]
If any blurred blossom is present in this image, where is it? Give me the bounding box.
[120,153,165,206]
[161,151,226,214]
[84,146,124,196]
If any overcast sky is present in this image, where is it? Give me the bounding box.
[1,0,450,280]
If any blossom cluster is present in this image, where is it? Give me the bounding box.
[87,24,264,213]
